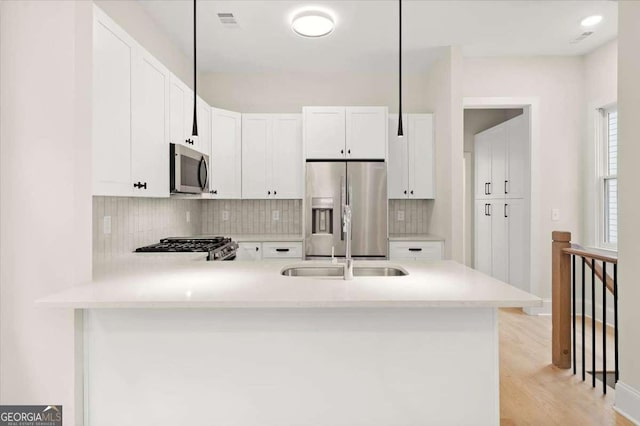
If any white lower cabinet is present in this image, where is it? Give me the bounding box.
[389,241,443,261]
[236,242,303,261]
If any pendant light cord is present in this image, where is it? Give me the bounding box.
[192,0,199,136]
[397,0,404,137]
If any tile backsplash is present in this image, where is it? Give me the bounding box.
[202,200,302,235]
[388,199,432,234]
[92,197,202,263]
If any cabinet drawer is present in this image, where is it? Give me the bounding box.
[262,242,303,259]
[236,242,262,261]
[389,241,443,260]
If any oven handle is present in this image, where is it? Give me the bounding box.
[198,156,209,191]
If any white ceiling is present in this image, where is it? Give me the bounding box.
[137,0,618,73]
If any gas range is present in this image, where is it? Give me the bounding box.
[135,237,238,261]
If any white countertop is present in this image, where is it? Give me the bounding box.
[37,255,541,309]
[388,234,445,241]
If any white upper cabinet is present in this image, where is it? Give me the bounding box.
[170,75,206,152]
[388,113,435,199]
[242,114,303,199]
[195,97,211,157]
[209,107,242,199]
[346,107,387,159]
[303,107,346,159]
[474,129,492,198]
[93,7,135,196]
[304,106,387,160]
[131,48,170,198]
[505,114,528,199]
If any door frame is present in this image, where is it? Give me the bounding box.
[463,97,541,315]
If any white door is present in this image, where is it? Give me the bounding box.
[490,124,507,198]
[505,114,528,199]
[196,97,211,157]
[242,115,271,199]
[506,198,528,291]
[408,114,435,199]
[131,48,170,198]
[271,115,303,199]
[490,201,508,282]
[92,8,135,196]
[346,107,387,159]
[170,75,187,147]
[303,107,346,159]
[210,108,242,199]
[388,114,409,199]
[474,130,492,199]
[474,200,493,275]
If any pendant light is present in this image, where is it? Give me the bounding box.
[397,0,404,137]
[191,0,198,137]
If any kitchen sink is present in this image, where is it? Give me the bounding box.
[281,265,408,277]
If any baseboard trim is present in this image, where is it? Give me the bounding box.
[615,382,640,425]
[523,298,551,316]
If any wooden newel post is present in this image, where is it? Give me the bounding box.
[552,231,572,369]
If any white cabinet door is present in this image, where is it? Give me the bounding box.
[346,107,387,159]
[408,114,435,199]
[490,125,507,198]
[490,201,508,282]
[196,97,211,157]
[242,115,271,199]
[506,114,528,199]
[389,241,443,260]
[131,48,170,198]
[506,198,528,290]
[236,242,262,261]
[184,89,198,150]
[271,115,303,199]
[474,200,492,275]
[388,114,409,199]
[474,128,495,199]
[170,75,188,147]
[303,107,346,159]
[210,108,242,199]
[92,8,135,196]
[262,242,303,259]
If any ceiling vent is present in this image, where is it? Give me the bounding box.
[570,31,594,44]
[217,13,239,28]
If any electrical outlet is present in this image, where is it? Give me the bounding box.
[397,210,405,221]
[103,216,112,235]
[272,210,280,221]
[551,208,560,222]
[186,211,191,223]
[222,210,229,221]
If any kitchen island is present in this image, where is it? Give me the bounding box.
[39,257,540,426]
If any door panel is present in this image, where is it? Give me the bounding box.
[303,107,346,159]
[409,114,435,199]
[272,115,303,199]
[474,200,492,275]
[347,162,387,257]
[474,131,492,199]
[196,98,211,157]
[506,199,528,291]
[506,114,528,199]
[170,76,186,146]
[210,108,242,199]
[491,202,508,282]
[346,107,387,159]
[490,125,507,197]
[242,115,270,199]
[388,114,409,199]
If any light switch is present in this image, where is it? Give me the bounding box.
[103,216,111,235]
[397,210,405,221]
[222,210,229,221]
[551,208,560,222]
[272,210,280,221]
[186,211,191,223]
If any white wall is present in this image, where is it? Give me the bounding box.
[0,1,92,425]
[463,56,584,302]
[616,1,640,421]
[94,0,197,89]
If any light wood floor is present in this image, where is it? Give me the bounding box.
[499,308,634,426]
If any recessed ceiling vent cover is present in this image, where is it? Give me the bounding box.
[570,31,594,44]
[217,12,239,28]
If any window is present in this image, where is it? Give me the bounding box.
[600,107,618,248]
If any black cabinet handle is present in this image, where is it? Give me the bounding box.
[408,248,422,252]
[504,180,508,194]
[488,204,492,216]
[274,190,277,195]
[212,190,218,194]
[410,190,414,195]
[347,149,351,154]
[484,203,488,216]
[404,190,407,195]
[488,182,491,195]
[268,191,271,195]
[504,204,508,218]
[255,247,259,252]
[484,183,488,195]
[133,181,147,189]
[276,248,290,253]
[340,149,344,154]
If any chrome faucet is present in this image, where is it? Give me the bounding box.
[342,183,353,280]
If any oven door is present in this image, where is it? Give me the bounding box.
[170,143,209,194]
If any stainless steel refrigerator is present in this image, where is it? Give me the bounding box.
[305,161,387,259]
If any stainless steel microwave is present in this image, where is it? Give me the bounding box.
[170,143,209,194]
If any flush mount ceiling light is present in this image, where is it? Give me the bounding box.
[580,15,603,27]
[291,10,335,38]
